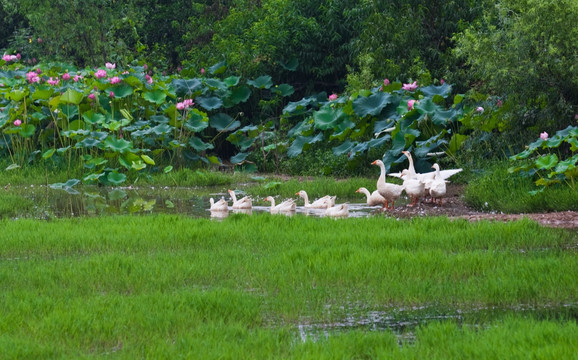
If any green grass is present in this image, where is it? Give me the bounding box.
[0,214,576,358]
[465,162,578,213]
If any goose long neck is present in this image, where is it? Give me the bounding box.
[406,154,416,177]
[229,191,237,203]
[361,188,371,199]
[378,162,386,184]
[269,197,276,208]
[210,198,215,206]
[301,192,310,205]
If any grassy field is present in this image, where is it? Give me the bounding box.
[0,214,576,358]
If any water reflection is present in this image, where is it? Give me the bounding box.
[7,185,381,220]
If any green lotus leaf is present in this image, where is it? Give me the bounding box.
[151,123,173,135]
[568,137,578,152]
[143,90,167,105]
[42,148,56,159]
[196,96,223,111]
[171,78,202,97]
[367,135,391,148]
[60,88,84,105]
[432,109,458,126]
[20,124,36,137]
[230,152,248,164]
[332,139,355,156]
[107,171,127,185]
[352,92,392,117]
[189,137,214,151]
[7,89,26,101]
[76,137,102,149]
[210,113,240,131]
[208,60,227,75]
[141,154,155,165]
[314,106,341,130]
[204,78,227,91]
[535,153,558,170]
[184,111,209,132]
[224,76,240,87]
[32,88,54,100]
[247,75,273,89]
[104,136,132,153]
[164,165,173,174]
[448,133,468,155]
[109,84,133,98]
[272,84,294,97]
[415,98,442,115]
[280,57,299,71]
[414,133,448,158]
[287,135,317,158]
[554,156,577,174]
[83,111,106,125]
[545,136,564,148]
[131,161,147,170]
[228,85,251,105]
[420,83,452,98]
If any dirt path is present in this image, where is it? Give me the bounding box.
[390,184,578,229]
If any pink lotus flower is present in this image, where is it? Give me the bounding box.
[2,54,12,62]
[402,81,418,91]
[383,78,390,86]
[145,74,153,84]
[16,53,21,60]
[408,99,417,111]
[497,99,503,107]
[26,71,40,83]
[88,93,96,100]
[105,62,116,70]
[62,73,71,81]
[475,106,484,113]
[36,68,42,74]
[177,99,194,110]
[329,93,338,101]
[440,78,445,85]
[540,132,548,140]
[109,76,121,84]
[200,68,205,75]
[13,119,22,127]
[94,69,107,79]
[47,77,59,86]
[109,91,115,98]
[73,75,82,82]
[37,38,42,43]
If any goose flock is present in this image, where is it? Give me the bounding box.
[209,152,461,218]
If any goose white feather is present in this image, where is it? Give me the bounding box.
[209,197,229,212]
[371,160,404,210]
[296,190,336,209]
[324,202,349,217]
[264,196,297,214]
[228,189,253,209]
[429,163,447,205]
[356,187,386,208]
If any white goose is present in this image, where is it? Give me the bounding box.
[429,163,447,205]
[324,202,349,217]
[228,189,252,210]
[264,196,297,214]
[296,190,336,209]
[356,187,386,209]
[388,151,462,182]
[371,160,404,210]
[209,197,229,212]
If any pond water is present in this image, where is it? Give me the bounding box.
[9,185,379,220]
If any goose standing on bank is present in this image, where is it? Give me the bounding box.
[429,163,447,205]
[371,159,404,210]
